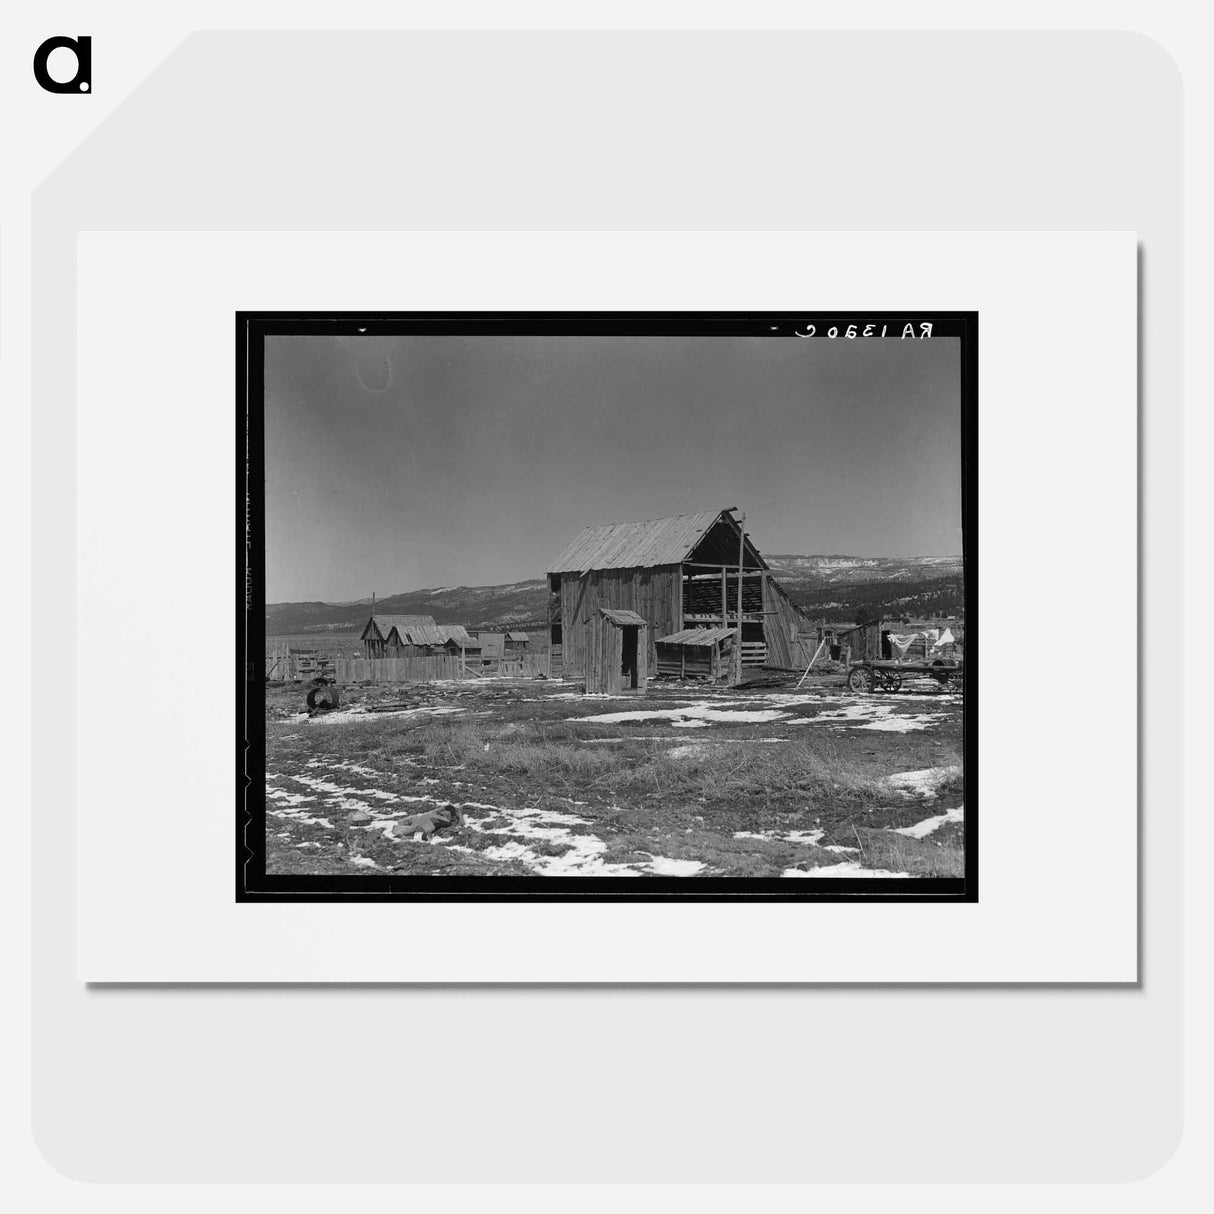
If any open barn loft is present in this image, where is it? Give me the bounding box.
[546,508,814,680]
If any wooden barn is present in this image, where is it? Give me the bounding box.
[585,609,648,694]
[654,627,736,681]
[505,631,529,651]
[837,617,964,663]
[546,508,815,680]
[360,614,437,658]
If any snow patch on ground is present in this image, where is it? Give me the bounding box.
[783,861,910,878]
[307,705,467,725]
[733,829,826,847]
[787,700,946,733]
[858,715,944,733]
[647,855,706,876]
[571,705,789,726]
[309,759,383,778]
[892,804,965,839]
[886,765,962,799]
[268,808,334,829]
[267,788,317,807]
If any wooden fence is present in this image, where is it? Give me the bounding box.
[266,651,551,683]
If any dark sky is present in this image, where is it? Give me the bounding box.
[264,334,962,602]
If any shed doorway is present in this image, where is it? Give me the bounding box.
[620,625,640,690]
[585,607,649,695]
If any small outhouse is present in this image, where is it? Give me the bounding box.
[585,608,648,695]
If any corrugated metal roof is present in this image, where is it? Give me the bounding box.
[655,627,737,646]
[547,510,727,573]
[599,608,648,626]
[361,613,436,640]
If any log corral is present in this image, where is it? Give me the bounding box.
[547,508,816,684]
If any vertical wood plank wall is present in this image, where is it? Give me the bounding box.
[559,565,680,678]
[764,577,815,668]
[558,563,815,676]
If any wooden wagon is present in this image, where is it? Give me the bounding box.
[846,659,963,694]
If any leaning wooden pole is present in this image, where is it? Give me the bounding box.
[733,512,746,685]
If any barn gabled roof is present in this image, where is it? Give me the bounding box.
[547,509,766,574]
[360,613,437,642]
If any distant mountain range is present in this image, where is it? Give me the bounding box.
[266,555,964,635]
[764,554,963,585]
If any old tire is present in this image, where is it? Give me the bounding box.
[306,685,341,710]
[847,666,874,693]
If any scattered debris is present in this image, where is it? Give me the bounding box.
[306,681,341,713]
[392,804,466,841]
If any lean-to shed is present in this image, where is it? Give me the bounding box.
[654,627,737,682]
[585,608,648,694]
[546,508,814,679]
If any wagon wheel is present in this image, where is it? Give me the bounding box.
[847,666,874,693]
[877,669,903,693]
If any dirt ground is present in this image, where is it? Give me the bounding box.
[261,673,965,880]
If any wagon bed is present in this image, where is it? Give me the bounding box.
[846,659,963,693]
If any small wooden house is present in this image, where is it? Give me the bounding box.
[475,632,506,659]
[654,627,736,681]
[585,608,648,694]
[360,614,437,658]
[811,621,857,662]
[387,622,477,657]
[505,631,529,652]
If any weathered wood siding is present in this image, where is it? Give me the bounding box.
[763,577,815,668]
[586,616,648,694]
[654,642,719,679]
[558,565,680,677]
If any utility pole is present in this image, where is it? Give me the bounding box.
[733,512,746,685]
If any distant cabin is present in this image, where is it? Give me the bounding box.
[385,622,477,657]
[360,614,436,659]
[505,631,529,651]
[546,507,815,681]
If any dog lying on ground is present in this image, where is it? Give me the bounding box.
[392,804,465,841]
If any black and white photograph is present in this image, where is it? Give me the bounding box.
[240,312,975,899]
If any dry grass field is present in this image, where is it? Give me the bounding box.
[262,673,965,880]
